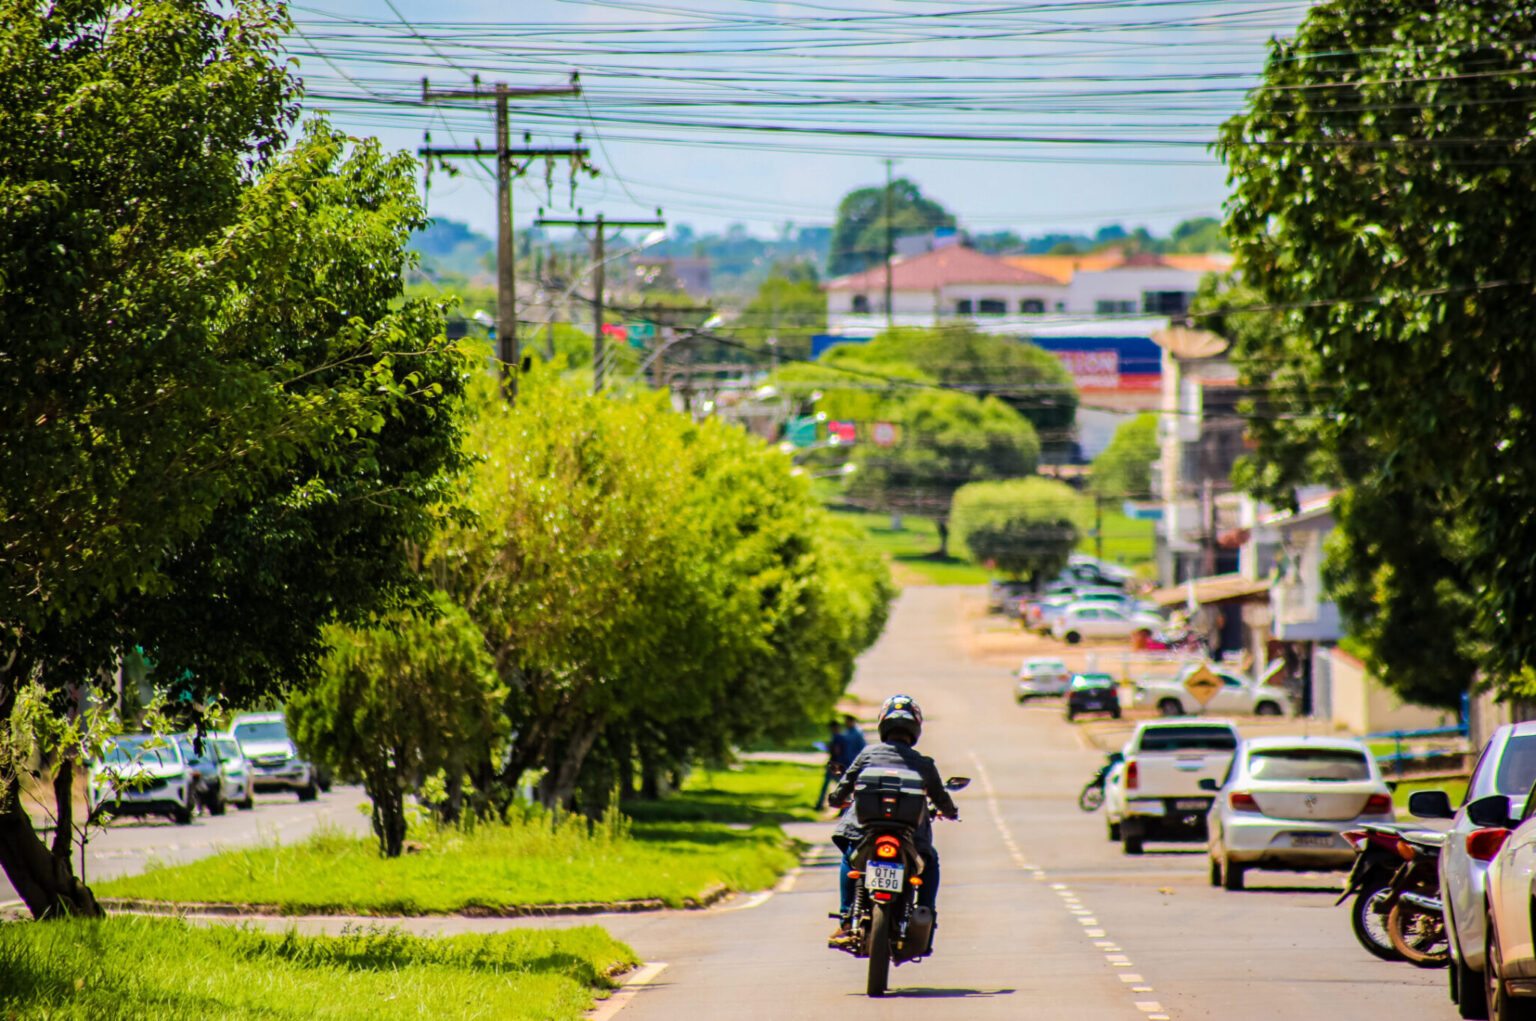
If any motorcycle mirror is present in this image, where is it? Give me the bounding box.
[1407,788,1454,820]
[1198,778,1219,792]
[944,777,971,791]
[1467,794,1514,828]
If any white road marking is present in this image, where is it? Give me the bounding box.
[589,962,669,1021]
[1119,974,1143,983]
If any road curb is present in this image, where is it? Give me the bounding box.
[98,884,734,920]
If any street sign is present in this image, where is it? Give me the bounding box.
[1183,663,1223,707]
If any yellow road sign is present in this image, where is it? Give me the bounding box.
[1183,663,1223,707]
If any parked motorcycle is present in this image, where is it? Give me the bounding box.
[1339,824,1413,961]
[832,770,969,997]
[1339,824,1448,966]
[1078,752,1123,812]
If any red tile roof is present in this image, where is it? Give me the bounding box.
[826,245,1061,292]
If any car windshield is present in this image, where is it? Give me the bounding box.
[233,720,289,744]
[1495,734,1536,796]
[1026,661,1066,675]
[1249,748,1371,782]
[101,736,178,767]
[213,738,242,762]
[1138,726,1238,752]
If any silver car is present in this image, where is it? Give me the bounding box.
[211,736,256,810]
[227,711,319,801]
[1206,736,1394,891]
[1409,721,1536,1019]
[1015,657,1071,701]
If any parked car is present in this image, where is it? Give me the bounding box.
[1015,657,1072,701]
[173,734,227,815]
[1051,602,1164,644]
[227,711,320,801]
[1132,664,1293,717]
[211,736,256,810]
[1064,554,1135,589]
[1206,736,1395,891]
[1408,721,1536,1019]
[87,734,197,825]
[1105,719,1240,854]
[986,578,1032,615]
[1065,673,1121,721]
[1464,786,1536,1020]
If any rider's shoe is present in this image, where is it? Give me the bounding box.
[828,923,858,949]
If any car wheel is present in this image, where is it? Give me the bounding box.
[238,788,255,810]
[1122,819,1145,855]
[207,788,226,816]
[172,792,194,826]
[1254,701,1282,717]
[1063,631,1082,645]
[1484,909,1536,1021]
[297,778,319,802]
[1158,698,1184,717]
[1222,859,1246,891]
[1107,819,1121,842]
[1110,706,1122,719]
[1457,949,1490,1020]
[1209,856,1222,887]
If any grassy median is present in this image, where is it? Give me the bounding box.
[0,915,635,1020]
[97,760,821,915]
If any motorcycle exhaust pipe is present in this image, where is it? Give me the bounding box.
[1400,891,1443,915]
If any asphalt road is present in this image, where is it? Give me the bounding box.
[591,587,1449,1020]
[0,785,371,905]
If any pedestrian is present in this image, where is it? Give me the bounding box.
[839,713,865,762]
[815,720,849,810]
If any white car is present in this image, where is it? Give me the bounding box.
[1104,719,1239,854]
[1472,784,1536,1021]
[227,712,319,801]
[1206,736,1395,891]
[1015,657,1071,701]
[1132,665,1293,717]
[1409,721,1536,1019]
[87,734,197,825]
[211,736,257,810]
[1051,602,1163,644]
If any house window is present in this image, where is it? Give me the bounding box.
[851,294,870,314]
[978,298,1007,315]
[1019,299,1045,314]
[1095,299,1137,315]
[955,299,974,314]
[1142,290,1193,315]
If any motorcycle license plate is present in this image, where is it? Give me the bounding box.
[1291,834,1338,848]
[865,863,904,893]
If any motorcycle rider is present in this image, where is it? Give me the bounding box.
[826,694,958,947]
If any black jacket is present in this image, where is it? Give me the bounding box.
[829,740,958,852]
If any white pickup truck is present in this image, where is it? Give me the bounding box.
[1130,663,1293,718]
[1104,719,1240,855]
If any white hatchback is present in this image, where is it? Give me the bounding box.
[1207,736,1395,891]
[1015,657,1071,701]
[1051,603,1163,644]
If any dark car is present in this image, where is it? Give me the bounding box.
[1065,673,1122,721]
[173,734,228,815]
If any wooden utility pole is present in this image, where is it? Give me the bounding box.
[420,75,584,400]
[534,210,666,393]
[883,157,895,332]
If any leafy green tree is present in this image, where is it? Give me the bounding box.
[826,327,1078,458]
[0,2,469,916]
[849,391,1040,556]
[1213,0,1536,706]
[829,178,955,275]
[1169,217,1226,253]
[1091,414,1159,499]
[737,263,826,361]
[951,479,1089,581]
[290,596,505,857]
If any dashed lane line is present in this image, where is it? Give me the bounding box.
[588,962,669,1021]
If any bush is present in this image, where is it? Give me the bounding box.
[950,478,1089,581]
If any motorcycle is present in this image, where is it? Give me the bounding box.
[1339,824,1448,966]
[832,769,969,997]
[1384,831,1449,968]
[1078,752,1123,812]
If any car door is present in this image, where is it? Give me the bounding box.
[1495,784,1536,977]
[1092,606,1127,638]
[1206,673,1250,714]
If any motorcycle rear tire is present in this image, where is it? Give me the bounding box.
[1389,900,1450,968]
[1079,783,1105,812]
[866,903,892,997]
[1351,882,1403,963]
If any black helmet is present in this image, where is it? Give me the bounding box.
[877,694,923,745]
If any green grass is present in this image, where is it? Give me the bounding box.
[1391,776,1468,810]
[827,505,1156,588]
[0,915,635,1021]
[97,761,823,916]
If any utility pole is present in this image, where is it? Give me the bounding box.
[534,210,666,394]
[883,157,895,333]
[420,75,584,400]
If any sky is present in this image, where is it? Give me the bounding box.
[288,0,1317,241]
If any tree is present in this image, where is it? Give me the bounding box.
[290,596,505,857]
[828,178,955,276]
[736,263,826,361]
[1091,414,1159,499]
[951,479,1088,581]
[826,326,1078,459]
[1214,0,1536,706]
[0,2,469,916]
[849,390,1040,556]
[1169,217,1226,253]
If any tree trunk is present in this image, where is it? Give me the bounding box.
[365,768,407,858]
[50,758,73,862]
[935,517,950,558]
[538,715,604,811]
[0,786,101,920]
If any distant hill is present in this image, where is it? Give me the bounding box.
[410,219,493,278]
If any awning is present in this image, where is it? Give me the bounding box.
[1148,573,1271,609]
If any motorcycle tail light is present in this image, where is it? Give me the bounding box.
[1394,838,1417,862]
[1125,760,1139,791]
[1229,791,1259,812]
[1362,793,1393,815]
[875,836,901,860]
[1468,827,1511,862]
